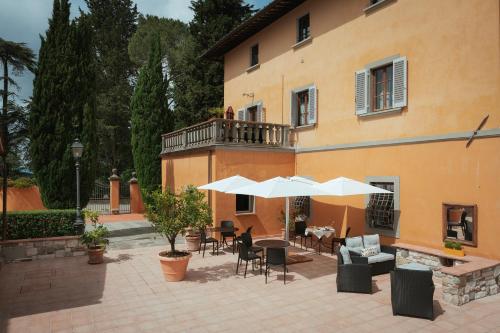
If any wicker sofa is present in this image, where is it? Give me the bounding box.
[345,234,396,275]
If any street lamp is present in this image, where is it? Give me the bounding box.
[71,139,84,233]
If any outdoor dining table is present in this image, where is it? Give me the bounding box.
[305,227,335,254]
[254,239,290,248]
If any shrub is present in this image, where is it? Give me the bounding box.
[80,209,109,249]
[7,210,79,240]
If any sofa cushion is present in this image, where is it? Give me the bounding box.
[367,252,395,264]
[345,236,364,254]
[363,234,381,254]
[361,246,378,257]
[339,245,352,264]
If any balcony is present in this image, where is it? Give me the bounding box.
[161,118,291,154]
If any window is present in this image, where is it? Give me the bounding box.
[371,64,393,111]
[290,85,317,127]
[247,105,258,122]
[250,44,259,67]
[297,14,310,42]
[365,176,400,237]
[292,196,311,220]
[236,194,254,214]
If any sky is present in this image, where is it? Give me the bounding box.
[0,0,272,102]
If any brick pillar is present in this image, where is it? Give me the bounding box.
[109,168,120,215]
[129,172,144,214]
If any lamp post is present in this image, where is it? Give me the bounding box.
[71,139,84,233]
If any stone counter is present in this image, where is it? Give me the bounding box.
[0,236,86,262]
[393,242,500,306]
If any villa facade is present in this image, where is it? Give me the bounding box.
[161,0,500,259]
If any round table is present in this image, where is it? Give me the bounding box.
[254,239,290,248]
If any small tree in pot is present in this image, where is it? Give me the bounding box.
[81,209,109,264]
[146,185,212,281]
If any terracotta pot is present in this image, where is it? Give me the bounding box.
[87,246,105,264]
[185,235,201,252]
[158,251,192,282]
[443,247,465,257]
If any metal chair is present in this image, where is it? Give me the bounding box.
[265,247,287,284]
[199,229,218,258]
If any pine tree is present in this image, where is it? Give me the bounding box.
[30,0,97,208]
[85,0,138,178]
[172,0,254,128]
[130,35,173,193]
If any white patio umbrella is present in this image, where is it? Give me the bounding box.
[314,176,392,195]
[227,176,328,242]
[197,175,257,192]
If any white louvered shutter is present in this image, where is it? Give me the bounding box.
[257,102,264,122]
[355,69,370,115]
[308,85,317,124]
[392,56,407,108]
[237,108,245,120]
[290,92,298,127]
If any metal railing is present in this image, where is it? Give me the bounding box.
[161,118,290,153]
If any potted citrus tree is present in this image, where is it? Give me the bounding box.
[146,185,212,282]
[81,209,110,264]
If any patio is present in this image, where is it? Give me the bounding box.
[1,243,500,333]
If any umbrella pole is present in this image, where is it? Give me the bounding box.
[285,197,290,257]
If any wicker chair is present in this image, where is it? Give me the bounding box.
[390,267,435,320]
[335,247,372,294]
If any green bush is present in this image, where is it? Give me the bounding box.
[0,177,37,189]
[7,210,79,240]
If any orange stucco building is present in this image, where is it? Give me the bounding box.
[161,0,500,259]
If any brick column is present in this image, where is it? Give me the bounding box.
[129,172,144,214]
[109,168,120,215]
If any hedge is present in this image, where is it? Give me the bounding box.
[6,210,80,240]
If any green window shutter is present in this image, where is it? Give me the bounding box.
[257,102,264,122]
[308,85,317,124]
[392,56,407,108]
[290,91,298,127]
[237,108,245,120]
[355,69,370,115]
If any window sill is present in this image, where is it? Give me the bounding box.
[246,64,260,73]
[292,37,312,50]
[357,107,402,118]
[291,124,316,131]
[364,0,395,14]
[235,212,255,216]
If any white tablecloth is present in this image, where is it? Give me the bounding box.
[305,227,335,239]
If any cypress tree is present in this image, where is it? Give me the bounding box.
[30,0,97,208]
[130,35,173,193]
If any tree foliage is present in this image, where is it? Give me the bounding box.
[30,0,97,209]
[130,34,173,194]
[85,0,138,178]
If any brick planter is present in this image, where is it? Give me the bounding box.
[0,236,86,262]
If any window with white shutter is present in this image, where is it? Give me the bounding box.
[392,56,407,108]
[355,70,370,115]
[237,108,245,121]
[291,84,317,127]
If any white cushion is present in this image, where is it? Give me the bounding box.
[367,252,395,264]
[363,234,381,254]
[345,236,364,254]
[361,246,378,257]
[339,245,352,264]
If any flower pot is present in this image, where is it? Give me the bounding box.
[185,234,201,252]
[158,251,192,282]
[443,247,465,257]
[87,246,105,264]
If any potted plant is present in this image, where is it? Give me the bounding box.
[146,185,212,282]
[443,240,465,257]
[81,209,109,264]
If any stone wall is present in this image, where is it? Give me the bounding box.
[0,236,87,262]
[396,248,500,306]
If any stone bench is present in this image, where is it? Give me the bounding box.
[392,242,500,306]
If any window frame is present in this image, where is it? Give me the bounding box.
[235,194,255,215]
[250,43,259,67]
[291,83,316,129]
[371,63,393,112]
[296,13,310,43]
[364,176,400,238]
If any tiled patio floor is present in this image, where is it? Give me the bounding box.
[1,243,499,333]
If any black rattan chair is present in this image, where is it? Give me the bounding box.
[391,268,435,320]
[236,242,262,278]
[331,227,351,255]
[220,220,237,254]
[293,221,312,249]
[265,247,287,284]
[336,247,372,293]
[199,229,218,258]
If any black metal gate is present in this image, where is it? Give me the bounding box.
[86,181,110,214]
[119,181,131,213]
